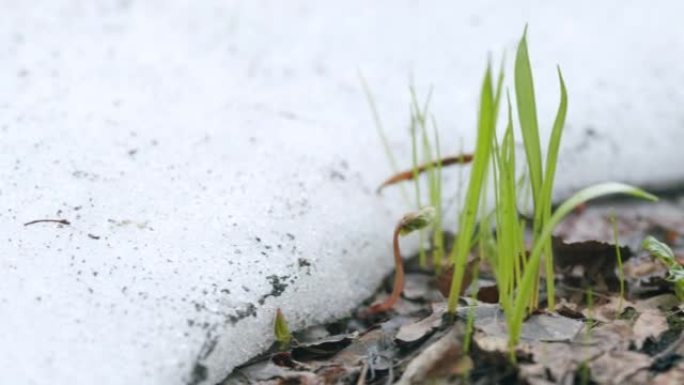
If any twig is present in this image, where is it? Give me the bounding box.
[377,153,473,193]
[23,219,71,226]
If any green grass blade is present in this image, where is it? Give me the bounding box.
[447,63,497,313]
[431,115,445,268]
[359,72,411,205]
[514,27,543,219]
[510,183,657,344]
[610,212,625,311]
[540,67,568,308]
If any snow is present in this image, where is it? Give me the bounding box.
[1,1,683,384]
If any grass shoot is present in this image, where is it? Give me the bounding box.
[368,27,658,351]
[273,308,292,350]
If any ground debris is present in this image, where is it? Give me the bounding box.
[224,200,684,384]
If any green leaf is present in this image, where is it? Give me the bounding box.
[447,63,498,312]
[514,27,542,213]
[540,67,568,308]
[642,236,684,300]
[642,236,676,264]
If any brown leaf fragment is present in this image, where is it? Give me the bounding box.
[554,299,585,320]
[476,284,499,304]
[395,304,446,343]
[435,258,477,299]
[554,200,684,250]
[633,293,681,313]
[468,305,584,342]
[553,238,632,292]
[529,342,602,384]
[588,350,651,385]
[291,333,355,361]
[376,153,473,192]
[582,295,635,323]
[402,273,444,302]
[332,328,394,368]
[396,326,471,385]
[633,309,669,349]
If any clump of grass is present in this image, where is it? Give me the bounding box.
[366,27,657,350]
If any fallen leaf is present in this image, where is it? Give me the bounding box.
[553,238,632,292]
[291,333,355,361]
[396,326,470,385]
[589,350,651,385]
[528,342,601,384]
[464,305,584,342]
[583,295,635,323]
[633,293,680,312]
[402,273,444,302]
[332,328,394,368]
[632,309,669,349]
[395,304,446,343]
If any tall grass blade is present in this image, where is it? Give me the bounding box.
[514,27,542,214]
[359,73,411,205]
[540,67,568,308]
[447,64,497,313]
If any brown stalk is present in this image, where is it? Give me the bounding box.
[376,153,474,193]
[367,221,405,314]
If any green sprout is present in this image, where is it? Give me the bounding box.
[642,236,684,300]
[273,308,292,350]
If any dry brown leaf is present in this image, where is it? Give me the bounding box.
[396,326,470,385]
[633,293,681,312]
[529,342,601,384]
[395,304,446,343]
[632,308,669,349]
[554,200,684,249]
[468,305,584,342]
[588,320,635,351]
[402,273,444,302]
[583,295,635,323]
[553,238,632,292]
[588,350,651,385]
